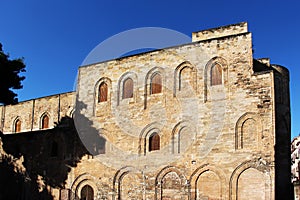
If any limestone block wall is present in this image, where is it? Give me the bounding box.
[192,22,248,42]
[72,22,288,199]
[0,92,75,134]
[0,22,291,200]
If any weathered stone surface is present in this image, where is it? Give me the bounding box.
[0,22,291,200]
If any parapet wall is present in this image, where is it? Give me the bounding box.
[192,22,248,42]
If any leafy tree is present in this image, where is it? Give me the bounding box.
[0,43,26,105]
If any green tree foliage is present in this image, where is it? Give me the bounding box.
[0,43,26,105]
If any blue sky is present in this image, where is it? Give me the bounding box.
[0,0,299,138]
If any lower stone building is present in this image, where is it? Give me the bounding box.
[0,22,292,199]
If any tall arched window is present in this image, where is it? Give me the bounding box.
[41,115,49,129]
[98,82,108,102]
[211,63,222,86]
[123,78,133,99]
[14,119,21,133]
[149,133,160,151]
[151,73,162,94]
[81,185,94,200]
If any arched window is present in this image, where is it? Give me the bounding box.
[80,185,94,200]
[123,78,133,99]
[151,73,162,94]
[211,63,222,86]
[98,82,108,102]
[149,133,160,151]
[14,119,21,133]
[41,115,49,129]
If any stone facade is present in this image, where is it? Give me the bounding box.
[292,136,300,200]
[0,22,292,200]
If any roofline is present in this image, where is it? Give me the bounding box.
[79,31,251,69]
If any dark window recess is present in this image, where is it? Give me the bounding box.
[151,73,162,94]
[42,115,49,129]
[211,63,222,86]
[98,82,108,102]
[123,78,134,99]
[80,185,94,200]
[149,133,160,151]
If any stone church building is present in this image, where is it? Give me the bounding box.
[0,22,292,199]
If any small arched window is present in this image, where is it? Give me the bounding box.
[14,119,21,133]
[123,78,133,99]
[81,185,94,200]
[41,115,49,129]
[151,73,162,94]
[211,63,222,86]
[149,133,160,151]
[98,82,108,102]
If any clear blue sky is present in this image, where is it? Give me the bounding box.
[0,0,299,138]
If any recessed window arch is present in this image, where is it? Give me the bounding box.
[139,123,162,155]
[80,185,94,200]
[204,57,228,102]
[144,67,165,109]
[14,118,21,133]
[94,77,112,116]
[117,72,137,105]
[149,132,160,151]
[123,77,134,99]
[41,114,49,129]
[150,73,162,94]
[98,82,108,103]
[179,66,194,90]
[235,112,262,150]
[211,63,223,86]
[174,61,197,97]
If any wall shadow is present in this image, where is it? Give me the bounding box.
[0,100,104,199]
